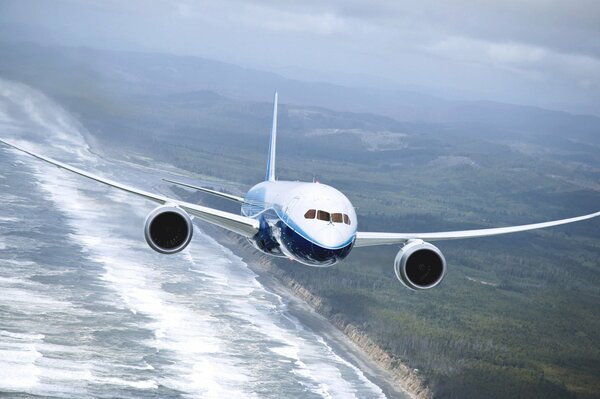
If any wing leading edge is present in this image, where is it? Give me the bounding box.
[0,139,259,238]
[354,211,600,247]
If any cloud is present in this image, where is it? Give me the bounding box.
[1,0,599,114]
[199,0,600,92]
[425,35,600,90]
[232,4,349,35]
[486,43,547,65]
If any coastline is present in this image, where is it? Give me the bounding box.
[215,229,431,399]
[97,143,433,399]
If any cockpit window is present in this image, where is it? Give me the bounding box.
[304,209,316,219]
[306,210,351,225]
[331,213,343,223]
[317,210,331,221]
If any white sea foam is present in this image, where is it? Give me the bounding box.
[99,377,159,390]
[186,232,388,399]
[0,281,93,398]
[29,151,257,397]
[0,339,43,391]
[0,276,74,312]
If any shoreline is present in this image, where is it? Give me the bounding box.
[100,144,432,399]
[216,229,431,399]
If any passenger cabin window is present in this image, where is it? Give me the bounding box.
[343,214,351,225]
[304,209,316,219]
[331,213,343,223]
[317,210,330,221]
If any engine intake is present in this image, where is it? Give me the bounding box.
[144,205,193,254]
[394,240,446,290]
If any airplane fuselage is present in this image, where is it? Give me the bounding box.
[242,181,357,266]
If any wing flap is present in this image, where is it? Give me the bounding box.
[0,139,259,238]
[355,211,600,247]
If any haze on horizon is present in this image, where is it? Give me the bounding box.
[1,0,599,116]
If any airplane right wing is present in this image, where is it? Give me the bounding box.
[354,211,600,247]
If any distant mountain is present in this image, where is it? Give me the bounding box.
[1,43,599,146]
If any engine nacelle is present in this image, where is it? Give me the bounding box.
[394,240,446,290]
[144,205,193,254]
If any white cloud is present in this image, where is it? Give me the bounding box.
[175,2,193,18]
[2,0,599,113]
[486,43,547,65]
[234,5,348,35]
[425,35,600,89]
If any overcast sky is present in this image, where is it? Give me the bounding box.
[1,0,599,115]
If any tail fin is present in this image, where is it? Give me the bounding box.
[265,92,278,181]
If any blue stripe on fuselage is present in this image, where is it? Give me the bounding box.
[278,221,353,266]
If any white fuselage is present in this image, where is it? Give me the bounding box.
[241,181,357,266]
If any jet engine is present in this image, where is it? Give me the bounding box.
[144,205,193,254]
[394,239,446,290]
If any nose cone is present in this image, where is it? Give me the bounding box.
[316,224,354,249]
[283,182,357,250]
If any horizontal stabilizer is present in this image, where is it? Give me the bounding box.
[162,178,245,203]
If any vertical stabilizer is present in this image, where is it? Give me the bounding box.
[265,92,278,181]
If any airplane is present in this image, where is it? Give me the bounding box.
[1,92,598,291]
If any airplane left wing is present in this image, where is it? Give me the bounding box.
[355,211,600,247]
[0,139,259,238]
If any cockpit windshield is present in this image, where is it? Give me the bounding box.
[304,209,316,219]
[317,210,330,221]
[304,209,351,225]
